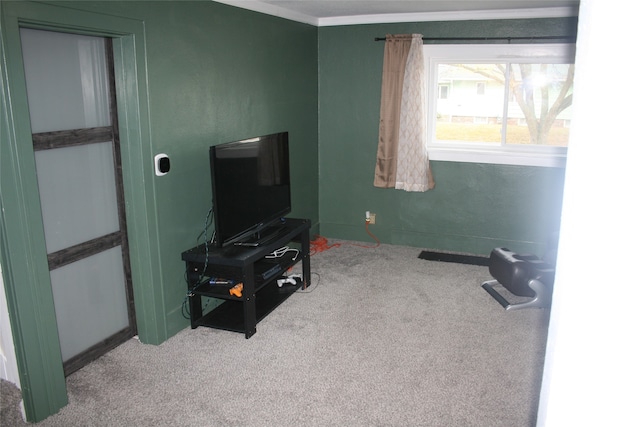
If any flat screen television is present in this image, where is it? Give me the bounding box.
[209,131,291,247]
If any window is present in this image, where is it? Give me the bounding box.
[425,44,576,167]
[438,84,449,99]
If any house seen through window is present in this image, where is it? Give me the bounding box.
[425,43,576,167]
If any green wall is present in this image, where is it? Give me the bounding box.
[1,0,318,421]
[59,0,320,334]
[2,1,577,420]
[318,18,577,255]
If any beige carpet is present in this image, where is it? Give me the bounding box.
[4,240,550,426]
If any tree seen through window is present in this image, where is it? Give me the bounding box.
[435,62,574,147]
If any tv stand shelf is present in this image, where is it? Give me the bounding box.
[181,218,310,338]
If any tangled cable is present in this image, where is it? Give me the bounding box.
[310,235,342,255]
[310,223,380,256]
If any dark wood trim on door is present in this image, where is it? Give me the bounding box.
[32,126,113,151]
[47,231,122,270]
[106,37,138,342]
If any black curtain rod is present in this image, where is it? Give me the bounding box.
[374,35,576,42]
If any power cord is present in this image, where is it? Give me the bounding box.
[182,207,215,319]
[364,221,381,247]
[310,221,380,255]
[265,246,299,261]
[295,271,321,293]
[198,206,213,284]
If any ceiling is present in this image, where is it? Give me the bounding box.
[214,1,580,26]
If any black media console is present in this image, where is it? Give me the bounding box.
[181,218,310,338]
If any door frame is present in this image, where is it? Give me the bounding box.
[1,2,164,422]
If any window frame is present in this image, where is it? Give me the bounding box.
[425,43,576,168]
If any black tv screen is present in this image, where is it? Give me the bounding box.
[210,132,291,247]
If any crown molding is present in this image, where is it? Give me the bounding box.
[212,2,579,27]
[212,0,320,25]
[318,7,580,27]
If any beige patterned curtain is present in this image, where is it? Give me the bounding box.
[374,34,435,191]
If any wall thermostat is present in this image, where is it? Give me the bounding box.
[154,153,170,176]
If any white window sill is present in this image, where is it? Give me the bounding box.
[428,146,567,168]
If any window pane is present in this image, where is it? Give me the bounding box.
[505,63,574,146]
[435,63,506,144]
[50,246,129,361]
[34,141,120,254]
[20,28,111,133]
[439,85,449,99]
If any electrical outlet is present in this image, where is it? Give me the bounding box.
[368,213,376,224]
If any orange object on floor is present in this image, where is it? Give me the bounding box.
[310,228,380,256]
[229,283,243,297]
[310,235,341,255]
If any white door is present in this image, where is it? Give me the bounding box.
[20,28,136,375]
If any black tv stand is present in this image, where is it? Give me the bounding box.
[234,224,285,247]
[181,218,310,338]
